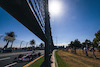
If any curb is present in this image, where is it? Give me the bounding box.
[23,55,44,67]
[51,50,58,67]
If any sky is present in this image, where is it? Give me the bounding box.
[0,0,100,47]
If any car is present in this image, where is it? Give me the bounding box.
[13,52,41,62]
[14,54,33,62]
[19,55,33,62]
[13,54,33,62]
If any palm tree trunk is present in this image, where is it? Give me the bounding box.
[3,41,9,49]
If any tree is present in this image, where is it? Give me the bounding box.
[82,42,86,54]
[83,39,92,56]
[73,39,81,54]
[95,30,100,41]
[82,42,85,47]
[93,30,100,52]
[93,30,100,47]
[30,39,35,47]
[91,43,96,58]
[39,43,44,48]
[3,32,16,49]
[68,41,74,48]
[73,39,81,48]
[68,41,74,53]
[85,39,92,48]
[69,39,81,54]
[93,38,98,47]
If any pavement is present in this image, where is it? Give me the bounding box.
[0,50,44,67]
[51,50,58,67]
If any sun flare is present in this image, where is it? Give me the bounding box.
[49,0,62,16]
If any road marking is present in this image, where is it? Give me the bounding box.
[4,62,17,67]
[0,57,10,61]
[23,55,44,67]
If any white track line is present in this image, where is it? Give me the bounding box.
[0,57,10,61]
[4,62,17,67]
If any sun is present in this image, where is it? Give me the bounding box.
[49,0,62,16]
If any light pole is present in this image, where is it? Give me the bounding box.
[20,41,24,49]
[26,42,28,48]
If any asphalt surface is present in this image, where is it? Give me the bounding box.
[0,50,44,67]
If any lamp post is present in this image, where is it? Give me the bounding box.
[20,41,24,49]
[26,42,28,48]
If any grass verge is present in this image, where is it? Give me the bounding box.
[55,51,69,67]
[57,50,100,67]
[28,57,44,67]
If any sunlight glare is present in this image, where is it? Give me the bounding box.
[49,0,62,16]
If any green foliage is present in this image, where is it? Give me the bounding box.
[93,30,100,47]
[4,32,16,42]
[3,32,16,48]
[82,42,85,47]
[69,39,81,48]
[85,39,92,47]
[73,39,81,48]
[93,38,98,47]
[30,39,35,46]
[95,30,100,41]
[68,41,74,48]
[39,43,44,47]
[6,32,16,38]
[81,39,93,48]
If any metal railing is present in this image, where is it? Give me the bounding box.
[27,0,45,33]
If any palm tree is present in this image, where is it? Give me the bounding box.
[3,32,16,49]
[39,43,44,48]
[30,39,35,47]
